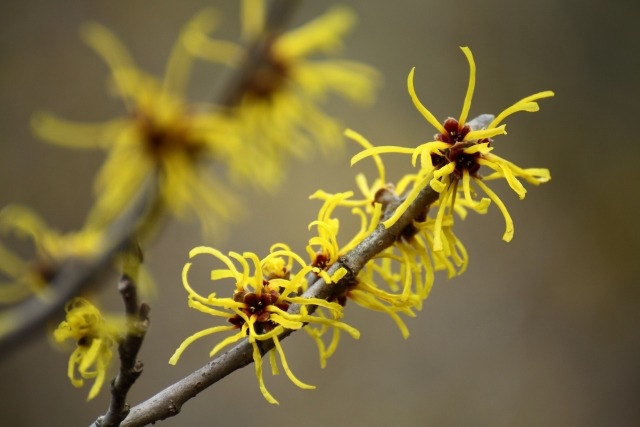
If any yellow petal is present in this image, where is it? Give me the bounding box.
[351,145,415,167]
[252,342,279,404]
[273,336,316,390]
[464,125,506,141]
[275,5,356,59]
[407,68,447,135]
[345,129,386,183]
[458,46,476,126]
[475,179,514,242]
[489,91,554,129]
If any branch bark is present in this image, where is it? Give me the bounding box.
[93,275,150,427]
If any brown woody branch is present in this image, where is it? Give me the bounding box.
[93,275,150,427]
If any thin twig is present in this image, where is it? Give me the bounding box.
[117,184,439,427]
[93,275,150,427]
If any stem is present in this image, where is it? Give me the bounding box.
[93,275,150,427]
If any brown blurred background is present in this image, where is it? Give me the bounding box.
[1,0,638,426]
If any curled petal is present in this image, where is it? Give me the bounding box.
[407,68,447,135]
[489,91,555,129]
[475,179,514,242]
[458,46,476,126]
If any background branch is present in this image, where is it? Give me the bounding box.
[0,178,156,358]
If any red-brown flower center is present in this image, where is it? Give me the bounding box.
[432,117,486,179]
[244,48,290,101]
[229,283,290,332]
[135,110,204,161]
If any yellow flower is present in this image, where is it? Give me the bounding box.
[186,1,380,187]
[315,128,468,280]
[53,297,121,401]
[31,9,244,235]
[0,205,102,304]
[306,187,425,341]
[345,128,469,275]
[304,129,472,347]
[352,47,553,250]
[306,189,381,269]
[169,244,359,404]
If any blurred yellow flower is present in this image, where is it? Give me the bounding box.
[352,47,553,250]
[31,9,244,235]
[170,244,359,404]
[306,187,424,342]
[53,297,121,401]
[0,205,102,304]
[186,1,380,188]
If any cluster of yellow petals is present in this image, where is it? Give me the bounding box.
[31,10,243,236]
[17,0,557,409]
[17,1,383,406]
[53,297,122,401]
[307,129,469,341]
[170,244,358,404]
[352,47,553,250]
[185,0,380,187]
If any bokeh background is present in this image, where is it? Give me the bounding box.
[1,0,638,426]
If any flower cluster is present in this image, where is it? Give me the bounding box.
[305,129,467,345]
[0,205,154,305]
[20,1,379,404]
[169,245,359,404]
[21,0,554,410]
[352,46,553,251]
[302,47,552,357]
[53,297,122,400]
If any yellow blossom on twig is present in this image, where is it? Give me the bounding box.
[170,244,359,404]
[345,128,469,277]
[186,1,380,188]
[31,9,245,235]
[352,47,553,250]
[53,297,122,401]
[306,186,425,343]
[304,128,472,346]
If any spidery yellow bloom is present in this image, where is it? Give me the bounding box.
[186,1,380,187]
[314,128,468,286]
[170,244,359,404]
[306,187,426,341]
[352,47,553,250]
[31,9,244,235]
[53,297,122,401]
[0,205,102,304]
